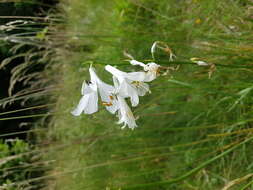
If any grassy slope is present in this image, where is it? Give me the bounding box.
[46,0,253,189]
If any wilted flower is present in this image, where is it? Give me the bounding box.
[151,41,176,61]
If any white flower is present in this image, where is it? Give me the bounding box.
[71,79,98,116]
[71,66,118,116]
[89,67,118,114]
[130,60,161,82]
[117,96,137,129]
[105,65,150,107]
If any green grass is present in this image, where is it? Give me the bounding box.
[41,0,253,189]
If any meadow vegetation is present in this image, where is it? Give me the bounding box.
[1,0,253,189]
[45,0,253,189]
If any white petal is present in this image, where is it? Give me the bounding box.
[83,92,98,114]
[130,60,146,68]
[105,101,118,114]
[126,72,147,81]
[89,66,99,83]
[105,65,125,78]
[117,96,137,129]
[117,80,132,97]
[117,80,140,107]
[135,82,150,96]
[112,76,120,90]
[151,41,157,54]
[196,61,209,66]
[81,81,94,95]
[71,95,90,116]
[98,85,118,114]
[143,62,160,82]
[143,72,157,82]
[130,92,139,107]
[88,66,119,114]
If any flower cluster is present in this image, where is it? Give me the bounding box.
[71,60,161,130]
[71,41,214,129]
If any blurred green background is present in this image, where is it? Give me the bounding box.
[1,0,253,189]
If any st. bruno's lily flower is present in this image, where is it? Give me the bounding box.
[105,65,150,107]
[71,79,98,116]
[130,59,161,82]
[89,67,118,114]
[117,95,137,129]
[71,66,118,116]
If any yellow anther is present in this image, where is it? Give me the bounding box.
[102,101,113,106]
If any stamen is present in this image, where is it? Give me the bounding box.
[109,95,114,100]
[131,81,141,86]
[127,111,135,119]
[102,101,113,106]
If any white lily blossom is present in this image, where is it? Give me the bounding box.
[89,67,118,114]
[117,96,137,129]
[105,65,150,107]
[71,66,118,116]
[71,79,98,116]
[130,59,161,82]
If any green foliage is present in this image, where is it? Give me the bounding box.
[17,0,253,189]
[0,139,31,189]
[0,1,56,189]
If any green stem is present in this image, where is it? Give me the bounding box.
[0,113,60,121]
[0,104,54,116]
[240,179,253,190]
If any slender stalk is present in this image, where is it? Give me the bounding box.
[121,136,253,189]
[0,103,55,116]
[240,179,253,190]
[0,16,61,22]
[0,129,45,138]
[0,112,60,121]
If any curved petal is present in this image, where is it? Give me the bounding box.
[143,72,157,82]
[117,96,137,129]
[143,62,160,82]
[81,81,94,95]
[105,65,125,78]
[105,100,118,114]
[83,92,98,114]
[118,80,139,106]
[129,91,139,107]
[89,66,99,84]
[71,95,90,116]
[135,82,150,96]
[151,41,157,55]
[112,76,120,90]
[98,85,118,114]
[130,60,147,68]
[126,72,147,81]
